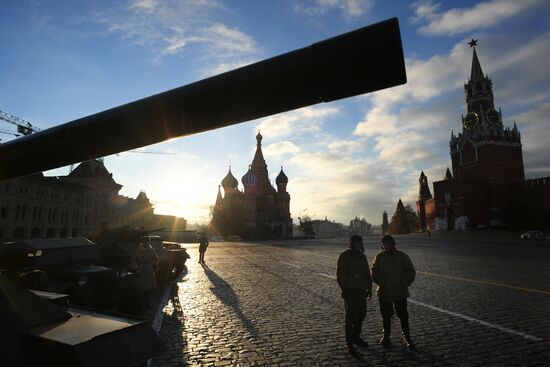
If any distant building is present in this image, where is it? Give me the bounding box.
[372,224,383,235]
[349,216,373,236]
[211,132,292,239]
[416,171,432,231]
[117,190,188,241]
[381,211,389,235]
[310,217,347,239]
[418,42,550,230]
[0,159,186,241]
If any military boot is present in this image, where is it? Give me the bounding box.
[401,318,414,350]
[347,344,359,356]
[379,318,391,347]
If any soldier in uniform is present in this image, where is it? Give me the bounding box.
[133,236,159,309]
[336,235,373,356]
[198,233,209,264]
[371,235,416,349]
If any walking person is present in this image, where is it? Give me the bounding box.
[198,233,209,264]
[336,235,373,356]
[371,235,416,349]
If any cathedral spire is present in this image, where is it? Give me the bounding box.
[251,131,266,168]
[251,130,269,187]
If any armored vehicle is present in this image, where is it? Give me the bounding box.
[0,237,143,314]
[94,228,190,285]
[0,274,163,367]
[145,235,190,284]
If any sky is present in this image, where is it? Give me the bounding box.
[1,0,549,226]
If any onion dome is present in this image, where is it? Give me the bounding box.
[276,167,288,184]
[221,166,238,188]
[242,166,257,186]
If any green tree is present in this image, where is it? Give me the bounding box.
[404,204,420,232]
[299,214,315,237]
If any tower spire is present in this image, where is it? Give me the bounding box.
[470,47,484,82]
[251,130,268,185]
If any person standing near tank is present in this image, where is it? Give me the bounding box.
[133,236,159,309]
[371,234,416,349]
[198,233,209,264]
[336,235,372,356]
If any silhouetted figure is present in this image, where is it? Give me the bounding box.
[427,228,431,237]
[198,234,209,264]
[372,235,416,349]
[133,236,159,309]
[337,235,373,356]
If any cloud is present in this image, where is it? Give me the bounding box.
[510,102,550,178]
[412,0,542,36]
[293,0,374,19]
[255,105,339,139]
[287,152,398,223]
[264,141,301,157]
[93,0,260,67]
[327,139,364,156]
[353,40,472,168]
[131,0,158,11]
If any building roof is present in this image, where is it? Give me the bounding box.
[68,159,122,188]
[221,166,238,188]
[242,166,258,186]
[275,167,288,184]
[445,168,453,180]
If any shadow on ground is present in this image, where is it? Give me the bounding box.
[201,263,258,338]
[151,282,187,367]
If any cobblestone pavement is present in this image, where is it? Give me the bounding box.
[152,233,550,366]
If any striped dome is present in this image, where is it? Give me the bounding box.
[242,167,257,186]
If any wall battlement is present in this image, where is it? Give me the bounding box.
[522,177,550,187]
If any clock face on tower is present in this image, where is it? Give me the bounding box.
[486,109,500,125]
[464,112,479,129]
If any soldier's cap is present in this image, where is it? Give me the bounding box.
[380,234,396,246]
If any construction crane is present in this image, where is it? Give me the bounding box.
[0,109,41,137]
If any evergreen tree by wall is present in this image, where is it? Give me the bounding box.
[389,199,411,235]
[404,204,420,232]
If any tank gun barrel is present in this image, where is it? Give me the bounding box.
[0,17,406,181]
